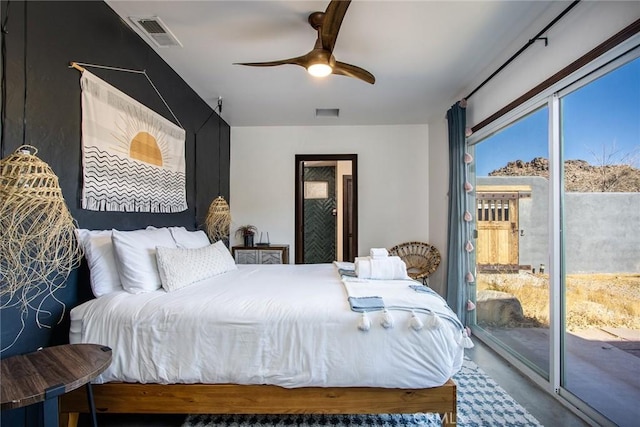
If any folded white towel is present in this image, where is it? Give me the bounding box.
[369,248,389,259]
[355,256,408,280]
[354,256,371,278]
[333,261,355,271]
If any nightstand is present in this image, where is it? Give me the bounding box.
[232,245,290,264]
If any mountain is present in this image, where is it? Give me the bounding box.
[488,157,640,192]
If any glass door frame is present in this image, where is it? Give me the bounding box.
[466,37,640,426]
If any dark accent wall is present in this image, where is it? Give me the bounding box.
[1,0,229,365]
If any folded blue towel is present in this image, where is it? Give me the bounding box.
[348,296,385,312]
[339,268,357,277]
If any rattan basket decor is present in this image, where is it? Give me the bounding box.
[205,195,231,242]
[0,145,83,310]
[389,241,441,282]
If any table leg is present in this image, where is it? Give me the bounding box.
[86,383,98,427]
[58,411,79,427]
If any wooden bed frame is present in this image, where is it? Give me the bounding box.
[59,381,457,427]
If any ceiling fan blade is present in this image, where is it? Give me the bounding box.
[234,55,307,68]
[321,0,351,53]
[333,61,375,85]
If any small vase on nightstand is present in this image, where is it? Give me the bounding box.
[244,234,254,247]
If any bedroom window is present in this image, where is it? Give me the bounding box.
[468,44,639,426]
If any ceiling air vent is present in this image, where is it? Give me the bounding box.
[316,108,340,118]
[129,16,182,48]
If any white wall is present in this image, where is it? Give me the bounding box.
[230,125,429,259]
[428,2,639,295]
[465,1,640,128]
[427,118,449,297]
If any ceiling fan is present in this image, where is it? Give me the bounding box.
[235,0,375,85]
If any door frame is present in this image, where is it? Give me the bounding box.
[295,154,358,264]
[342,174,354,262]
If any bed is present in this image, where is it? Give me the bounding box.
[59,229,469,426]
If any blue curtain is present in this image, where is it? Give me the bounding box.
[445,101,468,325]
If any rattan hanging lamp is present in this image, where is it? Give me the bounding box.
[204,98,231,242]
[0,145,83,310]
[205,195,231,242]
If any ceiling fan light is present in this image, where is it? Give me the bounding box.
[307,63,332,77]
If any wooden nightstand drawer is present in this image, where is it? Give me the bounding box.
[259,250,283,264]
[235,249,258,264]
[232,245,289,264]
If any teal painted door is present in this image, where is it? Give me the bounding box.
[303,166,336,263]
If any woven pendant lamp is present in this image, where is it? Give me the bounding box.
[203,98,231,243]
[205,195,231,242]
[0,145,83,309]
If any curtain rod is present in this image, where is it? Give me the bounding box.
[69,61,183,129]
[471,17,640,134]
[464,0,581,101]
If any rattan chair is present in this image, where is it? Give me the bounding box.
[388,241,441,285]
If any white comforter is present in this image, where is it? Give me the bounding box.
[70,263,465,388]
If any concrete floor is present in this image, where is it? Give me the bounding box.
[465,338,591,427]
[483,326,640,427]
[76,338,591,427]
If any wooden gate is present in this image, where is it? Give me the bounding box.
[475,186,530,271]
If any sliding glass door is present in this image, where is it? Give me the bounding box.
[559,56,640,427]
[470,50,639,426]
[474,107,550,378]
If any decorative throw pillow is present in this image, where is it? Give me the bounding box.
[156,242,238,292]
[75,229,122,297]
[111,228,177,294]
[168,226,211,249]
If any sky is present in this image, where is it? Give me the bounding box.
[475,56,640,176]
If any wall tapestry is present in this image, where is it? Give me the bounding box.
[80,70,187,212]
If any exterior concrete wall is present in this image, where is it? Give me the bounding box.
[565,193,640,273]
[477,176,640,274]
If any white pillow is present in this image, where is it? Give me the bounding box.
[168,226,211,249]
[212,240,237,270]
[156,241,238,292]
[75,229,122,297]
[111,228,177,294]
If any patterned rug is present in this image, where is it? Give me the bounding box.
[182,358,542,427]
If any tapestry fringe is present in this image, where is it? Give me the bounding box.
[82,196,187,213]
